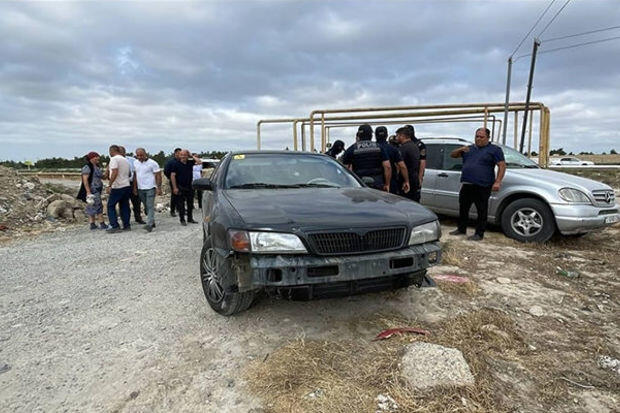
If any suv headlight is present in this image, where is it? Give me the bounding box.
[409,221,441,245]
[228,230,308,254]
[558,188,591,204]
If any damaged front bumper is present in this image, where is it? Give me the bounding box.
[230,241,441,292]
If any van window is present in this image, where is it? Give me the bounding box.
[443,145,463,171]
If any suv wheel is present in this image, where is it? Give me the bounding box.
[501,198,555,243]
[200,237,256,315]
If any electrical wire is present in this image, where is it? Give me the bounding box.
[537,0,572,38]
[515,35,620,60]
[510,0,556,57]
[542,25,620,42]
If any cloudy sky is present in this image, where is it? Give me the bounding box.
[1,0,619,161]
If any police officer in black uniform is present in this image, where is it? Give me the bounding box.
[342,124,391,191]
[375,126,410,195]
[404,125,427,199]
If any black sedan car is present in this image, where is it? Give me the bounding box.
[192,151,442,315]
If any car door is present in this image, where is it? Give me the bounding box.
[431,144,463,215]
[202,162,221,236]
[419,143,442,207]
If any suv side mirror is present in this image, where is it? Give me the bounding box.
[192,178,213,191]
[361,176,375,186]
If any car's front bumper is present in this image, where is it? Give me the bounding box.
[233,242,441,292]
[551,203,620,234]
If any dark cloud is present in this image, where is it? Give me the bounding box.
[1,0,619,160]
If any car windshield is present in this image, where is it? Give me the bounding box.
[224,153,362,189]
[501,145,539,169]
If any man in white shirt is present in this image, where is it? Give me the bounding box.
[106,145,132,233]
[132,148,162,232]
[120,146,144,224]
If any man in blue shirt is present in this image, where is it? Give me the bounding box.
[449,128,506,241]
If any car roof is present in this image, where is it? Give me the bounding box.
[229,150,325,156]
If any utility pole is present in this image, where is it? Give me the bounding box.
[501,57,513,144]
[520,38,540,153]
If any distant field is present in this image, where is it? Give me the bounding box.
[552,167,620,190]
[574,154,620,165]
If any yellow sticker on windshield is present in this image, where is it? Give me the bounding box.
[233,154,245,160]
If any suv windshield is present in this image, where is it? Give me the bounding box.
[501,145,539,169]
[225,154,362,189]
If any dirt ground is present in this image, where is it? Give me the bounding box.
[0,180,618,412]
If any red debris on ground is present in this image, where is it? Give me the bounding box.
[373,327,430,341]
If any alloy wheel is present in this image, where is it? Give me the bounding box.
[201,247,225,303]
[510,208,543,237]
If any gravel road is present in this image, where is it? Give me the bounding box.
[0,213,442,412]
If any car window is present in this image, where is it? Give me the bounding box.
[425,144,442,169]
[225,154,362,189]
[443,145,463,171]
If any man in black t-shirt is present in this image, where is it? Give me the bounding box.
[341,125,392,191]
[163,148,182,216]
[170,149,202,225]
[404,125,427,192]
[375,126,410,195]
[395,126,421,202]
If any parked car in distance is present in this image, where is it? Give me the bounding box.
[551,156,595,166]
[193,151,442,315]
[419,138,619,243]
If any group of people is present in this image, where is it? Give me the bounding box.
[328,124,427,203]
[328,124,506,241]
[77,146,204,233]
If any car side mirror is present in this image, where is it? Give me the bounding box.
[361,176,375,186]
[192,177,213,191]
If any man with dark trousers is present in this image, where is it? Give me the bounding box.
[449,127,506,241]
[119,146,144,224]
[395,126,421,202]
[164,148,182,217]
[374,126,410,195]
[170,149,202,226]
[341,124,391,191]
[404,125,427,200]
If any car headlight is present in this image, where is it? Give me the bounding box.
[228,230,308,254]
[409,221,441,246]
[558,188,591,204]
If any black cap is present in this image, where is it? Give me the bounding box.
[357,124,373,140]
[375,126,388,141]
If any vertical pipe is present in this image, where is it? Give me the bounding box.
[513,111,518,149]
[491,116,497,141]
[309,113,316,152]
[502,57,512,144]
[321,113,326,153]
[483,107,488,130]
[301,122,306,151]
[257,121,261,150]
[520,39,540,153]
[527,109,533,156]
[293,121,298,151]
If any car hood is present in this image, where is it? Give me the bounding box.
[508,168,613,192]
[223,187,437,231]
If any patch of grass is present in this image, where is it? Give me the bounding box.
[245,309,525,413]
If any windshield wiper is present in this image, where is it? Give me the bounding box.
[229,183,301,189]
[295,183,341,188]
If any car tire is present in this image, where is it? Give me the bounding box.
[501,198,555,243]
[200,237,256,316]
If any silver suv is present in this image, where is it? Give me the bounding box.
[420,138,619,242]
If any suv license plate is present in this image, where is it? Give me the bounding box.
[605,215,619,224]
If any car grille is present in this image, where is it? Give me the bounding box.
[592,190,615,205]
[308,227,407,255]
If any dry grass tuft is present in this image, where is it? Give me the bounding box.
[245,309,525,413]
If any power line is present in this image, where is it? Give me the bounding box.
[542,25,620,42]
[510,0,556,57]
[537,0,572,38]
[515,35,620,60]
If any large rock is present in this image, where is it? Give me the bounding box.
[46,200,74,220]
[401,342,474,390]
